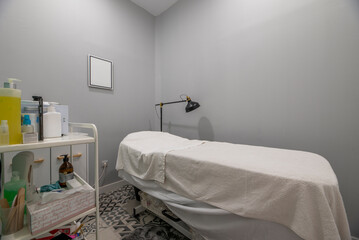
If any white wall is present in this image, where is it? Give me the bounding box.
[155,0,359,236]
[0,0,155,185]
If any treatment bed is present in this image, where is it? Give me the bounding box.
[116,131,351,240]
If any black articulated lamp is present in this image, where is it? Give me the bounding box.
[155,96,200,132]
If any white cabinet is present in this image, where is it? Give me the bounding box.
[3,149,50,187]
[51,144,88,184]
[29,149,50,187]
[3,144,88,187]
[0,123,99,240]
[71,144,88,182]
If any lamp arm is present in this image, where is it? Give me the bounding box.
[155,99,188,132]
[155,99,187,107]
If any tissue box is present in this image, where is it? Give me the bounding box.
[27,174,95,235]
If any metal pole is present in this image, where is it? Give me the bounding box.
[69,123,99,240]
[160,106,163,132]
[93,125,99,240]
[155,100,187,132]
[32,96,44,141]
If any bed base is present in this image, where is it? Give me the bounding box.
[130,190,193,239]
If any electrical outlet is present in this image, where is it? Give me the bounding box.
[102,160,108,168]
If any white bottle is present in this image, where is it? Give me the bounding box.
[0,120,9,145]
[43,103,61,138]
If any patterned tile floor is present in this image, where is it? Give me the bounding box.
[80,184,189,240]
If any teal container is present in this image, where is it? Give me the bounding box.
[4,171,26,206]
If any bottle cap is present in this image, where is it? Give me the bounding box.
[4,78,21,89]
[23,115,31,125]
[47,102,58,112]
[62,154,69,162]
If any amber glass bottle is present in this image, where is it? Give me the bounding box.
[59,154,74,188]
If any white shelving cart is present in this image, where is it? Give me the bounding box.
[0,122,100,240]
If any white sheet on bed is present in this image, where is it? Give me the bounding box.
[118,169,303,240]
[116,131,351,240]
[116,131,205,183]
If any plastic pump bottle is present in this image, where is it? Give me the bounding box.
[0,78,22,144]
[4,171,26,206]
[43,102,61,138]
[21,115,34,133]
[0,120,9,145]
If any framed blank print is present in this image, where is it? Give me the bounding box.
[88,55,114,90]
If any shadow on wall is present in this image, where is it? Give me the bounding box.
[163,117,214,141]
[89,86,115,95]
[198,117,214,141]
[166,122,197,133]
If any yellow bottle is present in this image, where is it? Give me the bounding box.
[0,78,22,145]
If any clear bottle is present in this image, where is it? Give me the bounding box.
[59,155,74,188]
[4,171,26,206]
[0,120,9,145]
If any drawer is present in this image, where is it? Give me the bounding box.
[3,149,51,187]
[71,144,88,182]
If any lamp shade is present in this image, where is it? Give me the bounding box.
[185,99,200,112]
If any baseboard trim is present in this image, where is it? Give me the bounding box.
[99,180,127,194]
[352,236,359,240]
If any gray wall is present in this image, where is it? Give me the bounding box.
[0,0,155,185]
[1,0,359,236]
[155,0,359,237]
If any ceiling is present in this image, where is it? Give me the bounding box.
[131,0,178,16]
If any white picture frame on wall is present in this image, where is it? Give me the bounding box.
[88,55,114,90]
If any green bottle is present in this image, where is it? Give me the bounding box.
[4,171,26,206]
